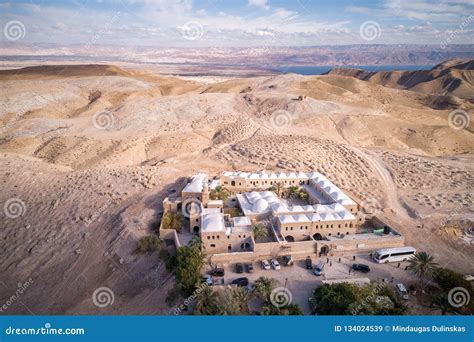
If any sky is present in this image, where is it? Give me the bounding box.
[0,0,473,47]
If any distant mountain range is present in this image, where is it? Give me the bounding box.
[325,59,474,102]
[1,44,473,67]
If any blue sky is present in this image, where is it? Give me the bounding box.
[1,0,473,47]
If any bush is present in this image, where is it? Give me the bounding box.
[161,212,182,232]
[136,235,161,253]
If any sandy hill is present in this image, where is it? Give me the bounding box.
[325,59,474,101]
[0,61,472,315]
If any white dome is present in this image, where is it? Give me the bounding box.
[252,198,269,212]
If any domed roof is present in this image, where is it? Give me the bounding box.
[252,198,269,212]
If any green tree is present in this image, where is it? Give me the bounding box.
[194,286,220,315]
[429,293,459,315]
[252,223,268,242]
[161,212,182,232]
[269,182,284,196]
[210,185,230,202]
[253,277,277,302]
[408,252,439,288]
[176,237,206,296]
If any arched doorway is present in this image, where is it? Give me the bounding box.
[240,242,251,250]
[313,233,322,240]
[231,181,236,186]
[193,226,200,234]
[284,235,295,242]
[320,245,329,255]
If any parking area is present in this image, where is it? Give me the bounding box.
[205,253,417,314]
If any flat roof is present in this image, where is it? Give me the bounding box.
[183,173,207,193]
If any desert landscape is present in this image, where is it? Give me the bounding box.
[0,59,472,314]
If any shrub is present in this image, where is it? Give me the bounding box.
[136,235,161,253]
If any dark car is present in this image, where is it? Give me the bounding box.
[305,257,313,270]
[235,263,244,274]
[209,267,225,277]
[246,263,254,273]
[352,264,371,273]
[231,277,249,287]
[283,255,294,266]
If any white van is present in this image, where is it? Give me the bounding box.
[396,283,409,300]
[314,261,325,276]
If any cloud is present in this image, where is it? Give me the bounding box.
[248,0,270,10]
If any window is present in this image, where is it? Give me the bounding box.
[286,227,288,231]
[207,236,210,240]
[212,236,215,239]
[217,236,220,239]
[210,244,215,248]
[338,224,341,228]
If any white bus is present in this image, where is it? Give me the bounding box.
[373,246,416,263]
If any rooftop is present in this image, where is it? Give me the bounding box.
[182,173,207,193]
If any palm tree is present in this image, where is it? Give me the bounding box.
[210,185,230,202]
[252,224,268,242]
[219,288,242,315]
[430,293,459,315]
[253,277,277,302]
[229,287,252,314]
[408,252,439,288]
[194,286,220,315]
[269,182,284,196]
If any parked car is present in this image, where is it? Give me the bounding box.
[305,257,313,270]
[464,274,474,282]
[209,267,225,277]
[283,255,294,266]
[352,264,371,273]
[271,259,281,270]
[261,260,271,270]
[201,275,213,286]
[396,283,409,300]
[231,277,249,287]
[314,261,325,276]
[246,263,254,273]
[235,263,244,274]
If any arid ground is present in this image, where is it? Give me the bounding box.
[0,61,472,314]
